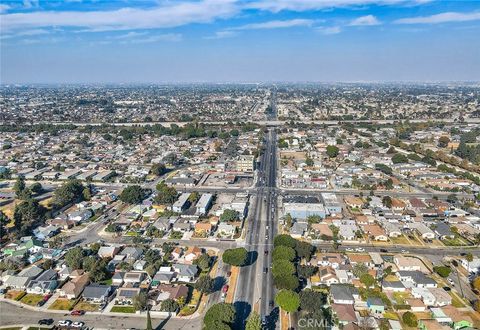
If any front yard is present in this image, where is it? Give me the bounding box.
[110,306,136,313]
[20,293,44,306]
[73,300,100,311]
[48,298,76,310]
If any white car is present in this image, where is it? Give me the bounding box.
[72,321,85,328]
[355,248,365,252]
[401,249,409,254]
[448,278,455,286]
[345,248,354,252]
[58,320,72,327]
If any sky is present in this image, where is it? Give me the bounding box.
[0,0,479,83]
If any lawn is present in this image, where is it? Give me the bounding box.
[390,236,410,245]
[110,306,136,313]
[4,290,25,301]
[20,293,44,306]
[169,231,184,239]
[449,292,466,308]
[74,300,99,312]
[392,292,411,305]
[442,236,471,247]
[383,311,399,320]
[48,298,75,310]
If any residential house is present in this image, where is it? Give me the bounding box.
[98,246,121,259]
[59,273,90,299]
[434,223,455,240]
[194,222,212,236]
[26,269,58,294]
[172,264,198,283]
[116,287,141,303]
[330,284,359,305]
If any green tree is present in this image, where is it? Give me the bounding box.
[326,145,339,158]
[275,290,300,313]
[13,199,46,237]
[402,311,418,327]
[13,176,26,199]
[352,263,369,278]
[151,163,167,176]
[360,273,376,288]
[273,234,297,248]
[161,298,179,312]
[295,241,315,261]
[220,209,240,222]
[155,182,178,205]
[438,136,450,148]
[204,303,235,330]
[193,253,211,272]
[391,153,409,164]
[30,182,43,194]
[188,191,200,203]
[273,274,299,290]
[297,265,318,279]
[194,275,215,295]
[272,259,295,277]
[299,289,326,312]
[272,246,296,262]
[382,196,393,208]
[53,179,85,208]
[222,248,248,266]
[64,247,85,270]
[246,311,262,330]
[119,185,146,204]
[133,291,148,311]
[305,157,314,167]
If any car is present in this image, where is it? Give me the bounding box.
[269,300,274,307]
[264,250,269,255]
[401,249,409,253]
[355,248,365,252]
[345,248,353,252]
[265,235,268,239]
[58,320,72,327]
[226,271,232,277]
[71,310,85,316]
[448,278,455,286]
[443,286,451,291]
[36,300,46,307]
[43,293,52,301]
[222,285,229,294]
[264,267,268,273]
[380,249,388,253]
[72,321,85,328]
[38,319,54,325]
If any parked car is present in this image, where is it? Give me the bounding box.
[345,248,353,252]
[380,249,388,253]
[38,319,54,325]
[71,310,85,316]
[58,320,72,327]
[72,321,85,328]
[355,248,365,252]
[448,278,455,286]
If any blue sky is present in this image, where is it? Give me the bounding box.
[1,0,479,83]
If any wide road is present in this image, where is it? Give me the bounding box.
[0,301,201,330]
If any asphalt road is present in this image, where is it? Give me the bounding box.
[0,301,201,330]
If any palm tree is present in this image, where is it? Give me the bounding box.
[466,253,474,273]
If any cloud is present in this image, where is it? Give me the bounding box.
[316,26,342,35]
[249,0,430,12]
[0,28,50,40]
[112,31,148,39]
[0,4,10,13]
[120,33,183,44]
[232,19,315,30]
[23,0,39,9]
[395,11,480,24]
[349,15,381,26]
[0,0,239,32]
[204,30,238,39]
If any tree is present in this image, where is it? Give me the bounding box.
[438,136,450,148]
[402,311,418,327]
[119,185,146,204]
[295,241,315,261]
[151,163,167,176]
[146,310,153,330]
[297,265,318,279]
[246,311,262,330]
[220,209,240,222]
[13,199,46,237]
[193,253,211,272]
[155,182,178,205]
[204,303,235,329]
[30,182,43,194]
[353,263,369,278]
[433,266,451,278]
[89,259,109,282]
[0,211,9,239]
[326,145,339,158]
[299,289,326,313]
[305,157,314,167]
[82,187,92,201]
[188,191,200,203]
[466,253,473,273]
[391,153,408,164]
[195,275,215,294]
[13,176,26,199]
[133,291,148,311]
[360,273,376,288]
[161,298,179,312]
[275,290,300,313]
[222,248,248,266]
[273,274,299,290]
[53,179,85,208]
[382,196,393,208]
[274,234,297,248]
[272,246,296,262]
[272,259,295,277]
[65,247,85,270]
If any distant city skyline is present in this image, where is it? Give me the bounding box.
[1,0,479,83]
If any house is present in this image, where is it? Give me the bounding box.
[332,304,356,326]
[59,273,90,299]
[120,247,143,262]
[133,260,147,271]
[348,254,373,269]
[382,221,402,238]
[411,288,436,306]
[283,203,326,220]
[344,196,363,209]
[123,272,145,285]
[362,224,388,241]
[381,281,406,292]
[335,269,349,284]
[418,319,451,330]
[194,222,212,236]
[434,222,455,240]
[33,225,60,240]
[429,287,452,306]
[410,223,435,239]
[4,265,43,290]
[394,256,426,272]
[310,223,333,239]
[172,193,191,213]
[152,267,176,285]
[217,222,236,236]
[290,222,308,238]
[158,284,189,301]
[195,193,213,215]
[116,287,141,303]
[26,269,58,294]
[317,267,339,286]
[315,253,343,269]
[153,217,171,232]
[330,284,359,305]
[172,264,198,283]
[441,306,473,330]
[111,272,125,286]
[184,246,202,264]
[98,246,121,258]
[388,320,402,330]
[430,307,452,323]
[398,271,437,288]
[171,247,183,260]
[367,297,385,314]
[406,298,426,312]
[68,209,93,223]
